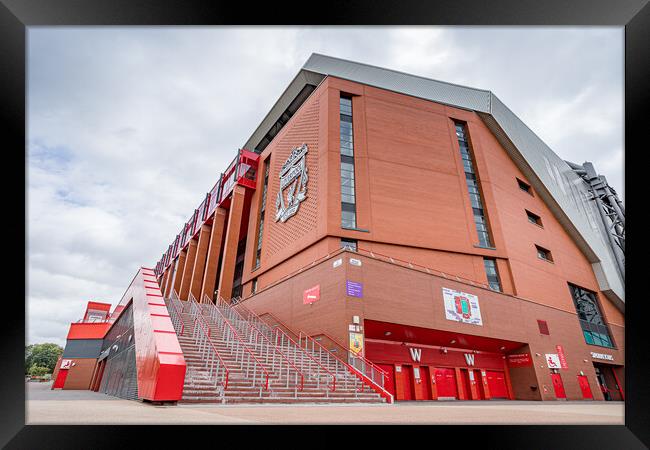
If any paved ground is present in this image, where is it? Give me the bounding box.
[27,382,624,425]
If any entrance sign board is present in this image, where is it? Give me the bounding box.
[346,280,363,298]
[443,288,483,326]
[590,352,614,361]
[303,285,320,305]
[507,353,533,367]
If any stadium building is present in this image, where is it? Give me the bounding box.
[55,54,625,404]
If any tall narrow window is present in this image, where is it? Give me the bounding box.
[340,96,357,229]
[569,283,614,348]
[254,159,270,268]
[483,258,502,292]
[454,122,493,248]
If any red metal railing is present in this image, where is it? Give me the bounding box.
[198,295,271,391]
[154,148,259,277]
[234,302,336,392]
[188,304,231,391]
[166,291,185,336]
[213,295,305,392]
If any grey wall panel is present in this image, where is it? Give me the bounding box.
[485,94,624,308]
[62,339,103,358]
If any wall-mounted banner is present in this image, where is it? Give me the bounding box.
[275,143,309,223]
[507,353,533,367]
[556,345,568,369]
[60,359,72,370]
[442,288,483,326]
[346,280,363,298]
[349,332,364,355]
[545,353,561,369]
[303,285,320,305]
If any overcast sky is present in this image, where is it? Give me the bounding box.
[27,27,623,346]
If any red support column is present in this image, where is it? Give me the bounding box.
[179,239,198,300]
[163,264,175,298]
[172,250,187,298]
[200,208,227,302]
[218,185,246,301]
[189,224,211,301]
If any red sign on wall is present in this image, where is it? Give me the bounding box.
[303,285,320,305]
[556,345,568,369]
[506,353,532,368]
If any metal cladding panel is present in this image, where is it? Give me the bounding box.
[62,339,103,358]
[302,53,492,113]
[482,94,624,307]
[107,267,186,401]
[99,302,138,400]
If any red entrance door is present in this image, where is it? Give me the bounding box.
[551,373,566,399]
[419,366,433,400]
[577,375,593,399]
[399,365,415,400]
[486,371,507,399]
[377,364,395,398]
[52,368,68,389]
[474,370,486,399]
[434,368,457,399]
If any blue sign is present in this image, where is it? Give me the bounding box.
[346,280,363,298]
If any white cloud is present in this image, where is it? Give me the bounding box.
[27,27,623,346]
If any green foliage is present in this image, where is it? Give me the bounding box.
[28,365,50,377]
[25,343,63,373]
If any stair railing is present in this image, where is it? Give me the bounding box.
[233,301,337,392]
[190,309,231,393]
[195,295,271,393]
[314,331,388,390]
[298,331,364,392]
[303,331,393,403]
[208,295,304,392]
[165,292,185,336]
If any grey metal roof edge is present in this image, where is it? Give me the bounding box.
[306,52,493,95]
[242,69,326,151]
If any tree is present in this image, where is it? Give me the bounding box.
[25,343,63,374]
[28,365,50,377]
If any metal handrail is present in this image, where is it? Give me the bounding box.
[259,310,385,385]
[234,302,336,391]
[316,330,388,377]
[304,331,393,402]
[198,295,271,391]
[190,308,231,391]
[298,331,364,391]
[165,292,185,336]
[213,295,305,391]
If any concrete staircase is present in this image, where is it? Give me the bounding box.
[165,293,386,405]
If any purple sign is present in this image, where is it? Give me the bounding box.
[346,280,363,298]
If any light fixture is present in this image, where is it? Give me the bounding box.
[499,346,506,351]
[384,331,392,336]
[450,339,456,344]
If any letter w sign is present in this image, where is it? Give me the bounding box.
[409,348,422,362]
[464,353,475,366]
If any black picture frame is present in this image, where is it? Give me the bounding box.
[2,1,645,447]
